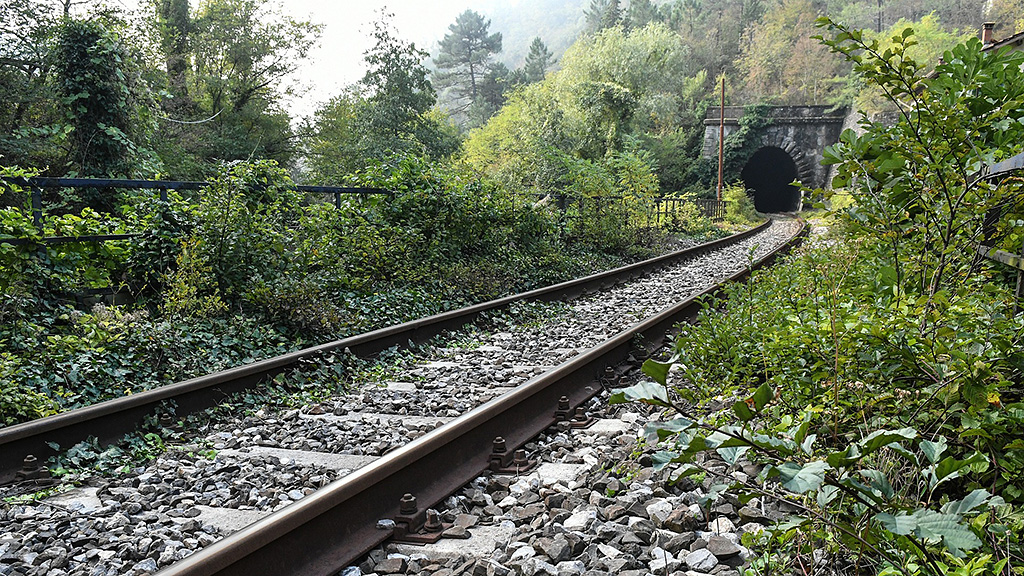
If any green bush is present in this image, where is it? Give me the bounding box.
[0,353,59,426]
[723,183,760,225]
[192,160,303,297]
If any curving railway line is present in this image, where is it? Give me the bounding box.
[0,218,805,576]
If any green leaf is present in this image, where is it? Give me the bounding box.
[887,442,919,466]
[920,437,947,464]
[858,427,917,454]
[800,434,817,455]
[641,358,672,386]
[827,444,862,468]
[859,469,894,500]
[717,445,749,466]
[791,412,813,444]
[699,483,729,507]
[941,489,1003,516]
[651,450,680,471]
[732,399,754,421]
[910,509,982,557]
[643,417,694,439]
[775,516,810,532]
[609,380,670,407]
[774,461,830,494]
[817,484,840,507]
[751,381,774,411]
[706,428,751,450]
[933,452,988,485]
[875,512,916,535]
[670,463,704,482]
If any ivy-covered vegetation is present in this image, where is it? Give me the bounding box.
[614,23,1024,574]
[2,153,723,427]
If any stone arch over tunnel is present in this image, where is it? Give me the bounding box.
[741,145,806,213]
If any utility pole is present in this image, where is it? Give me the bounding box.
[717,75,725,203]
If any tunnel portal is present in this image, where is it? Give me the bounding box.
[740,146,802,213]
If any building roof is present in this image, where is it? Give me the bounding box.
[984,30,1024,52]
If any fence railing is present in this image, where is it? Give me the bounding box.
[973,150,1024,313]
[552,193,727,224]
[0,177,390,246]
[1,177,730,249]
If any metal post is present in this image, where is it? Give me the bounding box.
[335,192,341,210]
[717,76,725,203]
[1016,238,1023,315]
[159,187,168,202]
[31,186,43,230]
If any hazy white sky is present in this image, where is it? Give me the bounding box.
[280,1,493,117]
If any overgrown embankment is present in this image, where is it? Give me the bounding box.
[0,156,742,427]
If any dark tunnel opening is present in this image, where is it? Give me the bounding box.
[740,147,802,213]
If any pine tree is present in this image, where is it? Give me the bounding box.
[585,0,623,32]
[627,0,659,28]
[433,10,502,109]
[522,37,554,83]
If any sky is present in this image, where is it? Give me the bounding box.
[280,0,491,117]
[111,0,515,118]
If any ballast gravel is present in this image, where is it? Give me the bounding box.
[350,392,789,576]
[0,219,801,576]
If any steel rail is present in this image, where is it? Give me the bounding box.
[0,220,771,483]
[156,219,808,576]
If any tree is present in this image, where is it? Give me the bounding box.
[585,0,623,32]
[305,13,459,181]
[987,0,1024,36]
[154,0,321,177]
[356,13,458,161]
[475,62,513,117]
[155,0,191,108]
[433,10,503,112]
[736,0,844,104]
[627,0,660,28]
[303,90,362,183]
[523,37,554,83]
[464,23,696,191]
[822,20,1024,305]
[51,18,157,179]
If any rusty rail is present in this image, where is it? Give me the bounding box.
[154,219,807,576]
[0,221,773,483]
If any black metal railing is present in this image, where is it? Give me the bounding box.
[549,193,727,224]
[972,151,1024,313]
[0,177,390,245]
[655,197,727,222]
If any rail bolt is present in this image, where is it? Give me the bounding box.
[399,493,418,515]
[492,436,507,454]
[424,509,443,533]
[573,407,587,421]
[513,449,528,466]
[558,396,570,411]
[15,454,52,482]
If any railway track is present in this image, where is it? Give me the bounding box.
[0,218,805,576]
